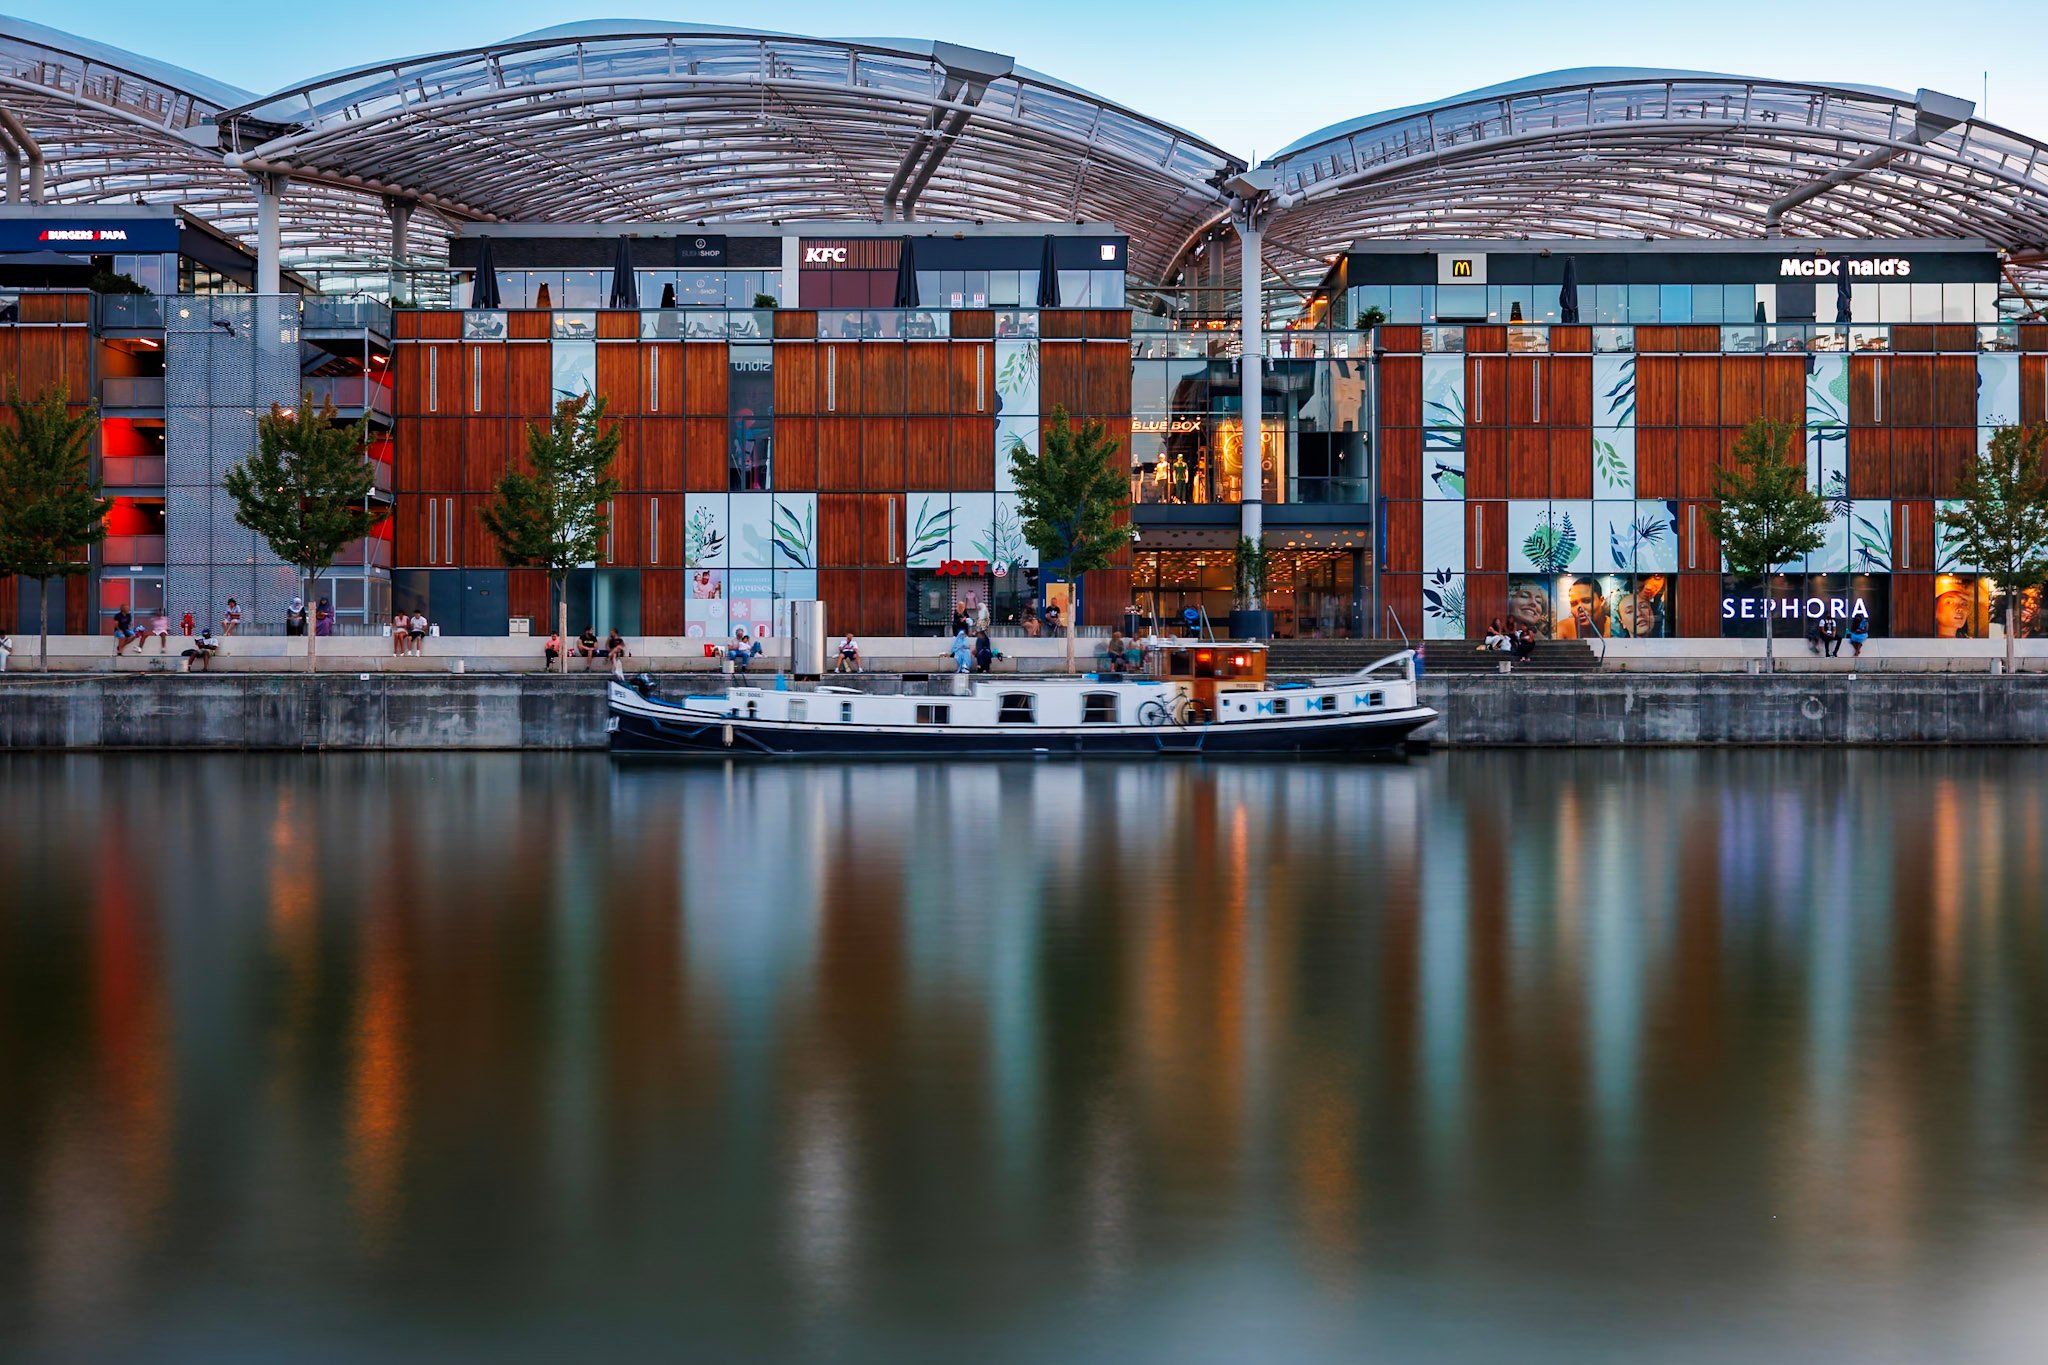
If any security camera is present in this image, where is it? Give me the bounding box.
[1222,168,1278,200]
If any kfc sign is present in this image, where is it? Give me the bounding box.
[803,246,848,265]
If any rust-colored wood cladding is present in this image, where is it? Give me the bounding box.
[1889,355,1936,427]
[2022,357,2048,423]
[863,568,904,635]
[1719,356,1764,427]
[1680,429,1720,499]
[1934,426,1973,496]
[1464,326,1507,354]
[463,418,514,491]
[1083,568,1131,628]
[507,344,551,414]
[772,310,817,340]
[954,418,995,489]
[862,342,905,413]
[818,495,863,566]
[1548,356,1592,426]
[1383,501,1419,570]
[1471,500,1509,575]
[1551,429,1592,500]
[1636,429,1677,499]
[1764,356,1805,423]
[821,343,860,414]
[906,343,950,412]
[862,494,903,566]
[1892,427,1934,498]
[862,418,906,490]
[508,312,551,340]
[1634,326,1679,354]
[775,343,816,413]
[1508,428,1548,498]
[1636,355,1677,426]
[641,419,685,488]
[819,568,861,636]
[509,570,550,630]
[1678,500,1720,576]
[1848,425,1890,498]
[1893,573,1934,638]
[605,494,645,565]
[1040,342,1085,416]
[1380,355,1421,427]
[1550,326,1592,354]
[1677,578,1721,639]
[1679,326,1722,353]
[819,418,862,489]
[1893,501,1937,574]
[1464,574,1506,639]
[684,345,726,414]
[1382,575,1422,643]
[1890,326,1936,355]
[1465,428,1506,499]
[951,343,992,416]
[594,343,641,415]
[905,417,949,488]
[1934,355,1976,428]
[1380,426,1422,500]
[776,417,816,490]
[1677,357,1720,427]
[1465,356,1506,426]
[1506,357,1541,426]
[1377,325,1424,353]
[685,417,725,490]
[950,310,994,339]
[641,569,685,634]
[1039,310,1085,339]
[1086,344,1131,415]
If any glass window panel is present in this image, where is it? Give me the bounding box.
[562,270,605,309]
[1724,285,1755,323]
[1018,271,1040,305]
[1874,282,1908,323]
[526,272,564,308]
[989,270,1021,307]
[916,271,943,305]
[1629,284,1661,323]
[1976,283,1998,323]
[550,339,596,402]
[1500,285,1534,323]
[677,271,721,306]
[1943,282,1975,322]
[1350,285,1391,326]
[1093,272,1124,307]
[965,271,989,307]
[1594,284,1628,325]
[1058,270,1090,306]
[1908,283,1942,322]
[1690,285,1724,325]
[1754,284,1775,324]
[1389,285,1422,324]
[1434,284,1486,320]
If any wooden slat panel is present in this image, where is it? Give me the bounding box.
[595,342,641,416]
[1379,355,1421,427]
[1547,355,1592,426]
[508,311,550,340]
[1464,326,1507,354]
[507,344,551,415]
[415,419,463,490]
[1634,326,1680,354]
[641,418,685,489]
[774,342,815,415]
[604,422,642,494]
[950,310,994,339]
[862,341,905,414]
[862,569,905,635]
[647,493,682,568]
[1678,428,1719,499]
[952,417,995,490]
[1934,355,1976,427]
[458,495,493,567]
[1678,326,1721,353]
[1677,357,1720,426]
[951,342,993,417]
[1464,427,1506,499]
[862,417,905,490]
[1848,356,1884,426]
[1636,355,1678,426]
[606,493,646,566]
[649,343,684,417]
[861,494,902,566]
[1506,357,1541,426]
[1720,356,1764,427]
[1549,326,1593,354]
[1891,325,1936,354]
[1636,427,1678,498]
[776,416,816,491]
[1383,500,1419,572]
[1082,568,1130,626]
[1848,425,1891,498]
[819,568,862,635]
[818,495,864,566]
[641,569,685,634]
[1039,310,1086,339]
[1507,428,1548,498]
[905,343,950,414]
[2022,357,2047,424]
[1934,425,1973,496]
[509,569,549,629]
[1892,427,1934,498]
[461,343,504,417]
[1377,325,1423,353]
[684,344,727,415]
[1935,325,1979,352]
[1763,356,1805,423]
[1894,500,1937,575]
[1382,575,1422,643]
[1086,343,1130,415]
[1551,428,1592,500]
[822,343,861,415]
[1468,500,1509,575]
[1677,574,1720,638]
[1039,342,1086,417]
[597,311,640,340]
[819,418,862,489]
[1465,357,1507,427]
[1889,355,1936,427]
[1892,572,1934,638]
[1679,500,1721,576]
[1464,574,1507,639]
[684,417,725,491]
[772,310,818,339]
[1380,425,1422,500]
[905,417,949,488]
[462,418,514,493]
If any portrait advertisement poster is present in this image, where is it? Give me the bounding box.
[1503,574,1676,640]
[684,568,725,639]
[1719,575,1888,638]
[1934,575,1991,639]
[727,570,776,636]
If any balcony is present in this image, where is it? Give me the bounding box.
[336,536,393,570]
[301,297,393,335]
[94,294,167,332]
[305,375,394,423]
[103,535,165,566]
[102,456,166,488]
[100,376,165,410]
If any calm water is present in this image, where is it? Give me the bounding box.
[3,752,2048,1362]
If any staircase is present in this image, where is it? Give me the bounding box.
[1422,639,1602,674]
[1264,639,1412,676]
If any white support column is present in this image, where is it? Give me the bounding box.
[253,172,284,296]
[1235,215,1264,551]
[385,196,414,301]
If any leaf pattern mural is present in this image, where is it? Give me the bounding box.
[1423,569,1466,639]
[906,494,953,567]
[683,495,727,567]
[771,495,815,568]
[1850,500,1893,572]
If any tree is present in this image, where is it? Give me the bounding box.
[1705,417,1832,671]
[1232,535,1270,618]
[222,396,385,674]
[1937,423,2048,676]
[1007,407,1136,674]
[0,388,106,671]
[481,393,622,671]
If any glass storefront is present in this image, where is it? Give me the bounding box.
[1132,550,1361,638]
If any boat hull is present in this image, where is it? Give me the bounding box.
[608,697,1437,760]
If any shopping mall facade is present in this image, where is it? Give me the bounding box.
[1,20,2045,643]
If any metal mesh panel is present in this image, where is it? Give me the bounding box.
[162,295,303,631]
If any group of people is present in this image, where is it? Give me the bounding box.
[949,626,995,673]
[543,627,631,673]
[1099,630,1144,674]
[1481,617,1540,665]
[285,597,335,637]
[391,612,432,656]
[111,604,227,669]
[1806,612,1872,658]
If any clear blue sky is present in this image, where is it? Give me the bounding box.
[18,0,2048,159]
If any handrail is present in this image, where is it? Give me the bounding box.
[1383,605,1411,649]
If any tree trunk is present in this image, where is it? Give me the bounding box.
[2008,589,2018,676]
[1764,617,1775,673]
[1065,615,1077,675]
[303,569,318,675]
[556,577,569,674]
[35,577,48,672]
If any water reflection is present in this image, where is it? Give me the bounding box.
[2,751,2048,1360]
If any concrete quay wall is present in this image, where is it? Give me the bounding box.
[6,673,2048,751]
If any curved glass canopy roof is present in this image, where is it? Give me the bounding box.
[2,24,2045,306]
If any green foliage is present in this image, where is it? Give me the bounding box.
[1007,407,1135,578]
[1938,424,2048,668]
[0,387,105,587]
[1522,511,1580,572]
[222,396,383,577]
[1706,418,1831,577]
[480,393,623,594]
[87,270,148,296]
[753,293,779,310]
[1233,535,1270,609]
[1356,305,1389,330]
